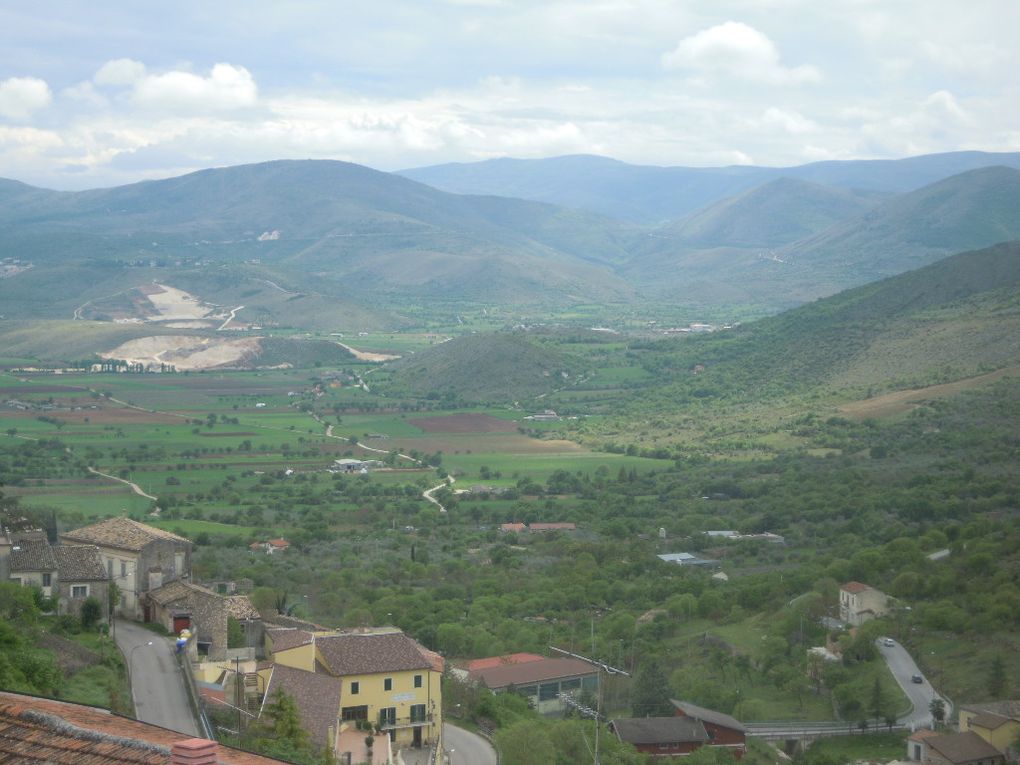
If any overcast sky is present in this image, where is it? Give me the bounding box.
[1,0,1017,189]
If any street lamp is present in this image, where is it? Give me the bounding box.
[128,641,154,686]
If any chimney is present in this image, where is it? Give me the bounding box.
[171,738,218,765]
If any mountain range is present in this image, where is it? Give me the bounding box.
[0,152,1018,355]
[400,150,1020,224]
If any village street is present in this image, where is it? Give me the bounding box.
[115,618,199,736]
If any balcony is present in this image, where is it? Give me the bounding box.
[377,713,434,730]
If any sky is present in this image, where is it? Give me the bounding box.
[0,0,1017,189]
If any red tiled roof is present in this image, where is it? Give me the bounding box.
[465,653,545,672]
[470,657,595,689]
[841,581,871,593]
[0,691,285,764]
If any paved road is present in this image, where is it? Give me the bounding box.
[115,619,199,736]
[876,637,951,727]
[444,723,497,765]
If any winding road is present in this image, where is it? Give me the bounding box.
[444,723,497,765]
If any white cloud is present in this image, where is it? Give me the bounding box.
[0,77,53,120]
[133,63,258,112]
[662,21,821,85]
[760,107,817,134]
[94,58,147,87]
[923,90,971,125]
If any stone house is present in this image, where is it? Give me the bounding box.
[146,579,261,660]
[2,538,109,621]
[53,545,110,620]
[60,517,191,620]
[839,581,889,626]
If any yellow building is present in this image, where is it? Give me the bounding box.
[958,701,1020,753]
[261,626,443,763]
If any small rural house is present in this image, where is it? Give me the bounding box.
[958,700,1020,754]
[610,717,709,757]
[1,533,109,621]
[146,579,261,660]
[671,699,747,758]
[839,581,889,626]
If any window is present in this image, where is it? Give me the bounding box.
[539,682,559,701]
[561,677,581,692]
[410,704,427,723]
[414,674,423,688]
[42,573,51,587]
[341,705,368,721]
[72,585,88,598]
[107,560,113,578]
[379,707,396,727]
[350,681,359,695]
[384,678,393,691]
[120,561,127,577]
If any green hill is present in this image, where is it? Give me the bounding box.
[633,240,1020,405]
[662,178,881,248]
[784,166,1020,280]
[382,333,586,403]
[0,160,635,310]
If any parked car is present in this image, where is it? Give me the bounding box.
[912,675,924,684]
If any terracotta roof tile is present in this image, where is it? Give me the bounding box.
[262,665,341,747]
[841,581,871,593]
[316,632,432,676]
[465,653,545,672]
[8,541,57,572]
[267,628,314,653]
[0,691,286,764]
[54,545,108,581]
[61,518,190,552]
[926,732,1004,764]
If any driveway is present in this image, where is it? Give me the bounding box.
[876,637,952,727]
[115,619,199,736]
[444,723,497,765]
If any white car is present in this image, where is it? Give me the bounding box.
[883,638,895,647]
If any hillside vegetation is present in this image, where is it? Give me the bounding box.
[382,333,588,402]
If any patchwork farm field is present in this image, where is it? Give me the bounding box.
[0,369,669,535]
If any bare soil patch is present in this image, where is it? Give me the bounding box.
[840,364,1020,420]
[37,632,102,677]
[410,413,517,433]
[101,335,261,370]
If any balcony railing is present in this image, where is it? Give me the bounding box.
[377,713,434,730]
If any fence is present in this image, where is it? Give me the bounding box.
[177,651,215,740]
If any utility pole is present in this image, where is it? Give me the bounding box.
[549,645,630,765]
